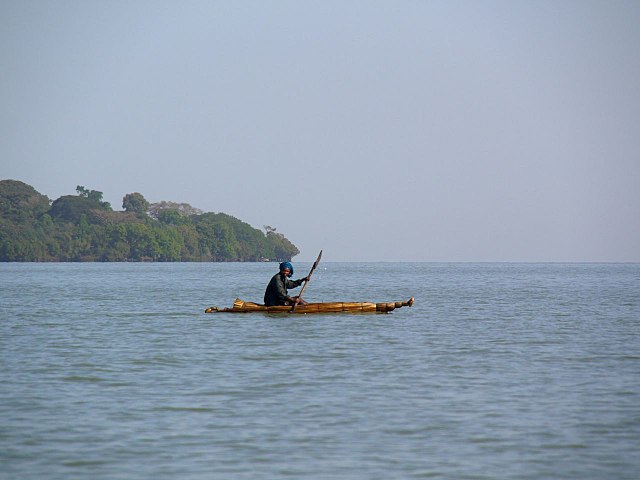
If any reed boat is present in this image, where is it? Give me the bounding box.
[205,297,414,314]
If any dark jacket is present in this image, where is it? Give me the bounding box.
[264,272,305,306]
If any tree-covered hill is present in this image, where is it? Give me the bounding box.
[0,180,299,262]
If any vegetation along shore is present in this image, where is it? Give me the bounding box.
[0,180,299,262]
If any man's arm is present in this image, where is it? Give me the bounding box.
[286,277,307,289]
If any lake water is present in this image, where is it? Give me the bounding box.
[1,262,639,479]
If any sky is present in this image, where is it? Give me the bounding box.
[1,0,639,262]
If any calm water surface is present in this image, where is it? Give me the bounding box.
[1,262,639,479]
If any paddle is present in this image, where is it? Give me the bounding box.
[291,249,322,312]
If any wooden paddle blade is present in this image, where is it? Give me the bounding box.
[313,250,323,270]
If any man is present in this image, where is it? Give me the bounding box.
[264,261,309,306]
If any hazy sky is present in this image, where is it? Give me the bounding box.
[2,0,639,262]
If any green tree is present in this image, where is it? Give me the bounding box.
[0,179,50,222]
[265,226,300,261]
[76,185,111,209]
[155,226,183,261]
[122,192,150,216]
[126,223,160,261]
[157,208,185,225]
[49,196,98,224]
[177,225,201,260]
[102,224,130,261]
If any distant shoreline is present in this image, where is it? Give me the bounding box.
[0,180,300,263]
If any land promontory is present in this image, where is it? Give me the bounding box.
[0,180,299,262]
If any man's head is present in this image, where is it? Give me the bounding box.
[279,261,294,277]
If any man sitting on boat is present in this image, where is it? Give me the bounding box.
[264,262,309,306]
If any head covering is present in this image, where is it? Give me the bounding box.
[279,261,294,276]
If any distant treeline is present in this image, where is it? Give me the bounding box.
[0,180,299,262]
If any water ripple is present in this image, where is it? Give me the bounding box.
[1,262,639,480]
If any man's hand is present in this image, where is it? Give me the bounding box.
[293,296,307,306]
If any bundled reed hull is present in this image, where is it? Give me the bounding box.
[205,297,414,314]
